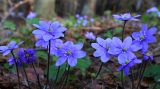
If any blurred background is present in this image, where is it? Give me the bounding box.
[0,0,160,18]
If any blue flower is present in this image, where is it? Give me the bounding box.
[90,18,94,23]
[8,48,36,65]
[143,52,153,61]
[118,56,142,75]
[74,14,94,27]
[50,39,64,55]
[55,41,86,67]
[146,7,159,13]
[132,24,157,53]
[0,41,23,56]
[8,57,22,66]
[82,20,88,27]
[113,13,141,21]
[18,48,37,64]
[91,37,112,63]
[35,39,49,48]
[76,14,80,18]
[85,32,96,40]
[108,37,140,64]
[27,11,37,19]
[32,21,67,42]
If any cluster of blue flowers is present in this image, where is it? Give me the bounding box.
[32,20,86,67]
[92,13,157,75]
[0,41,36,65]
[74,14,94,27]
[0,10,158,88]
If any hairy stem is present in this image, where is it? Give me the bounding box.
[122,21,127,41]
[20,62,31,89]
[95,63,103,79]
[46,40,51,88]
[136,61,147,89]
[121,71,124,89]
[120,21,127,89]
[11,50,21,89]
[55,66,61,83]
[32,63,42,89]
[60,66,70,89]
[130,69,134,89]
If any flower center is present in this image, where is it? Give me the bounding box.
[57,46,62,49]
[25,53,30,57]
[140,35,144,40]
[66,50,72,55]
[122,48,127,51]
[125,60,129,64]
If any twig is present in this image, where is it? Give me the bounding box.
[0,0,30,24]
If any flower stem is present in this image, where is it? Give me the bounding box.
[130,69,134,89]
[11,50,21,89]
[60,66,70,89]
[20,61,31,89]
[121,70,124,89]
[46,40,51,88]
[58,64,68,85]
[55,66,61,83]
[138,61,144,79]
[32,63,42,89]
[122,21,127,41]
[95,62,103,79]
[136,61,147,89]
[120,21,127,89]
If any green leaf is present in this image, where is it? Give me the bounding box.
[104,30,113,38]
[45,63,66,80]
[76,57,92,76]
[144,64,160,81]
[36,51,47,60]
[27,18,39,24]
[20,27,30,35]
[3,20,16,30]
[114,28,122,34]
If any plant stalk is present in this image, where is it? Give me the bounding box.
[11,50,21,89]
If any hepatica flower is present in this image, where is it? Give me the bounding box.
[32,21,67,47]
[35,39,49,48]
[18,48,36,64]
[75,14,94,27]
[8,57,22,66]
[27,11,37,19]
[50,39,64,55]
[118,56,142,75]
[33,21,67,41]
[108,37,140,64]
[113,13,140,21]
[82,20,88,27]
[8,48,36,65]
[0,41,23,56]
[85,32,96,40]
[146,7,159,13]
[55,41,86,67]
[132,24,157,53]
[91,37,112,63]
